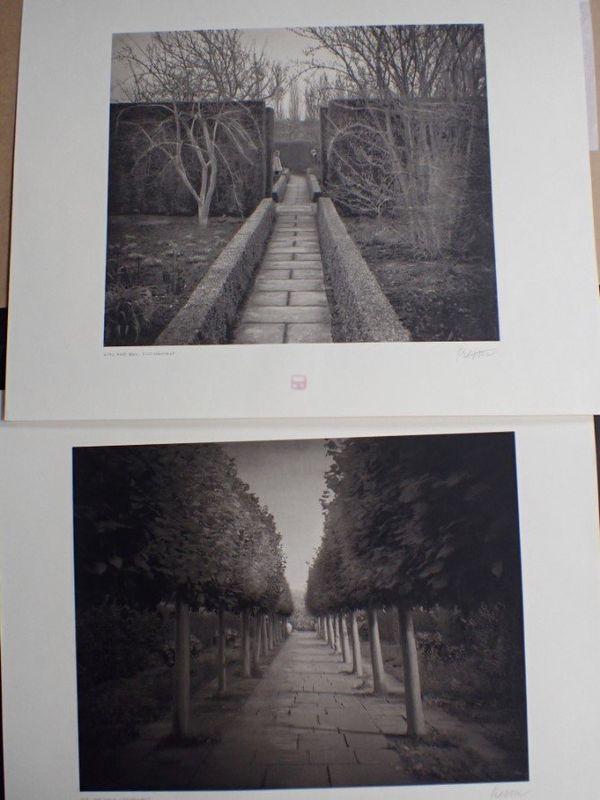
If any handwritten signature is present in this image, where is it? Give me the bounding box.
[490,787,531,799]
[456,347,496,362]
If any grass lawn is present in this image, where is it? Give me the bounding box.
[104,214,242,346]
[343,217,499,342]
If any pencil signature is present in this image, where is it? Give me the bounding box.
[456,347,496,361]
[490,787,531,799]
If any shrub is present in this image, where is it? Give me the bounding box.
[104,285,153,344]
[76,603,164,687]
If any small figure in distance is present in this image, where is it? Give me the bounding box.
[273,149,283,176]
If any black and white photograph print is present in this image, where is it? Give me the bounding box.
[72,432,527,792]
[105,24,499,347]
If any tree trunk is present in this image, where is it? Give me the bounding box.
[242,608,252,678]
[339,612,351,665]
[327,614,336,651]
[267,614,274,650]
[172,593,191,739]
[261,615,269,656]
[217,606,227,695]
[398,605,426,737]
[252,614,262,674]
[197,200,210,227]
[367,607,387,694]
[350,610,363,677]
[274,614,281,644]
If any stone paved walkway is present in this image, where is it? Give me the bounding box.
[107,630,516,792]
[233,174,332,344]
[188,631,407,789]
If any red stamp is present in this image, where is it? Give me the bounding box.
[291,374,307,390]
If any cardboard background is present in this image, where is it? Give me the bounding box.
[590,0,600,277]
[0,0,22,309]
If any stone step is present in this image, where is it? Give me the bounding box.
[240,306,330,324]
[263,263,320,271]
[255,279,325,291]
[234,323,285,344]
[289,269,323,279]
[289,292,328,307]
[286,323,333,343]
[247,291,288,306]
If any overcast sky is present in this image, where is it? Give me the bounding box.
[224,439,330,593]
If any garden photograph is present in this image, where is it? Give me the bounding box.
[104,24,499,347]
[72,432,527,791]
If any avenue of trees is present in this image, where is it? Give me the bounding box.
[305,433,525,737]
[299,25,493,257]
[113,31,286,225]
[73,443,293,746]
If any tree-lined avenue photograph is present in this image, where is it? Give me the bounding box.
[73,432,528,791]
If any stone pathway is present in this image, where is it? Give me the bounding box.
[107,630,517,791]
[233,174,333,344]
[187,631,407,789]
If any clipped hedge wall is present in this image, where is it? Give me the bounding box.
[305,170,322,202]
[156,199,275,345]
[317,198,411,343]
[272,170,289,202]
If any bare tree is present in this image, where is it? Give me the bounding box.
[297,25,490,256]
[115,30,286,226]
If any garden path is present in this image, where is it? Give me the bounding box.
[188,630,407,789]
[233,175,333,344]
[112,631,512,791]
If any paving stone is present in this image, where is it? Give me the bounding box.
[294,692,324,704]
[255,749,310,766]
[267,250,321,259]
[286,324,333,343]
[293,252,323,261]
[233,323,285,344]
[275,707,319,728]
[242,306,329,324]
[247,291,289,306]
[256,279,325,292]
[343,732,392,750]
[269,239,317,247]
[232,174,331,344]
[297,730,348,750]
[308,747,358,765]
[364,700,406,715]
[371,717,408,735]
[289,292,328,307]
[291,269,323,279]
[321,709,381,733]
